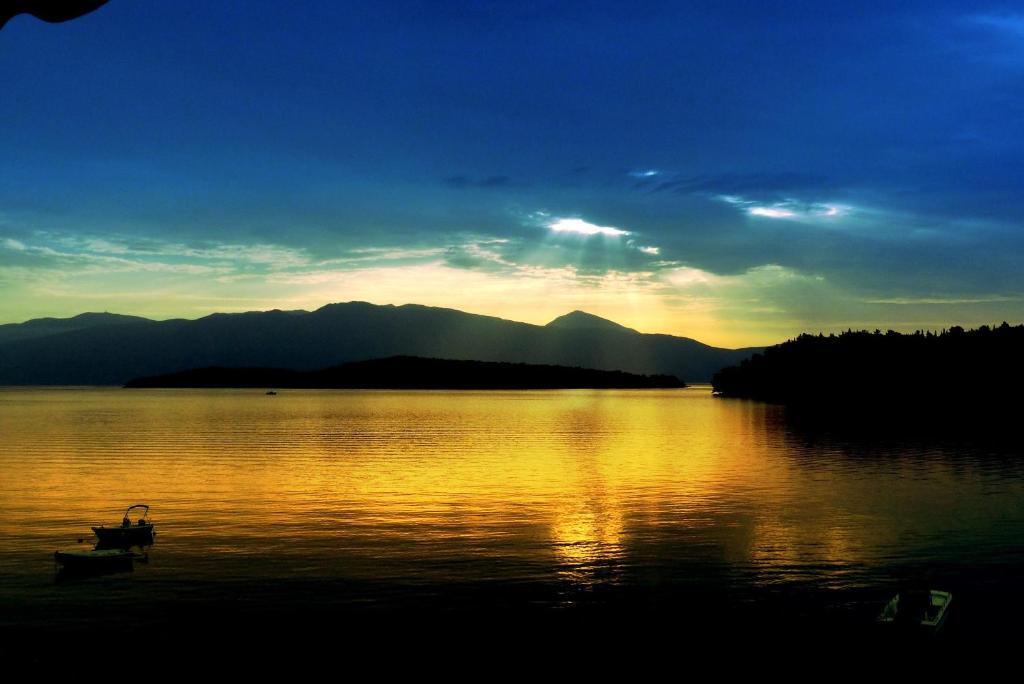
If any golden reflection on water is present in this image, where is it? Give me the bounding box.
[1,386,1021,601]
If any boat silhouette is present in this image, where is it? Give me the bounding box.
[54,548,140,576]
[91,504,155,547]
[55,504,155,580]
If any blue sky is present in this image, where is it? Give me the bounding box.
[2,1,1024,345]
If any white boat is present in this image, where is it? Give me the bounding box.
[877,589,952,631]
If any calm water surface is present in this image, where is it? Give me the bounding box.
[1,387,1022,640]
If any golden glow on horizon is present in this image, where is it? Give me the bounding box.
[2,232,1020,348]
[0,251,802,346]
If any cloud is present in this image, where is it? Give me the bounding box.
[717,195,847,222]
[749,207,796,219]
[443,239,517,272]
[0,231,456,285]
[547,217,630,237]
[862,296,1017,306]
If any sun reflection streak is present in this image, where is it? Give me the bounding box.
[550,507,626,587]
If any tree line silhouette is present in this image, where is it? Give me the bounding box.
[712,323,1024,412]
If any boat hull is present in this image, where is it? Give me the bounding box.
[92,524,155,546]
[54,549,136,578]
[55,549,134,565]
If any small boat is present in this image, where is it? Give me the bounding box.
[55,548,139,567]
[266,390,277,395]
[877,589,952,632]
[92,504,155,546]
[54,548,140,573]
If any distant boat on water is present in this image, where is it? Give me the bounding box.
[266,390,277,395]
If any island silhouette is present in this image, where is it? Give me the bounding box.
[124,355,685,390]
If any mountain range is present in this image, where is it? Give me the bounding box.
[0,302,761,385]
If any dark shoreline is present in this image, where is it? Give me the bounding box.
[712,324,1024,410]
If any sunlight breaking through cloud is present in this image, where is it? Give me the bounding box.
[718,195,848,222]
[548,218,630,237]
[749,207,796,219]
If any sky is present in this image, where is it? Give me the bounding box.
[2,1,1024,347]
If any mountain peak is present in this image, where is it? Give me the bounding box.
[545,310,638,334]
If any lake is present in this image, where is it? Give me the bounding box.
[1,386,1022,647]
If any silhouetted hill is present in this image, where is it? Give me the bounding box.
[0,312,153,345]
[0,301,759,385]
[712,324,1024,413]
[545,310,638,334]
[125,356,686,389]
